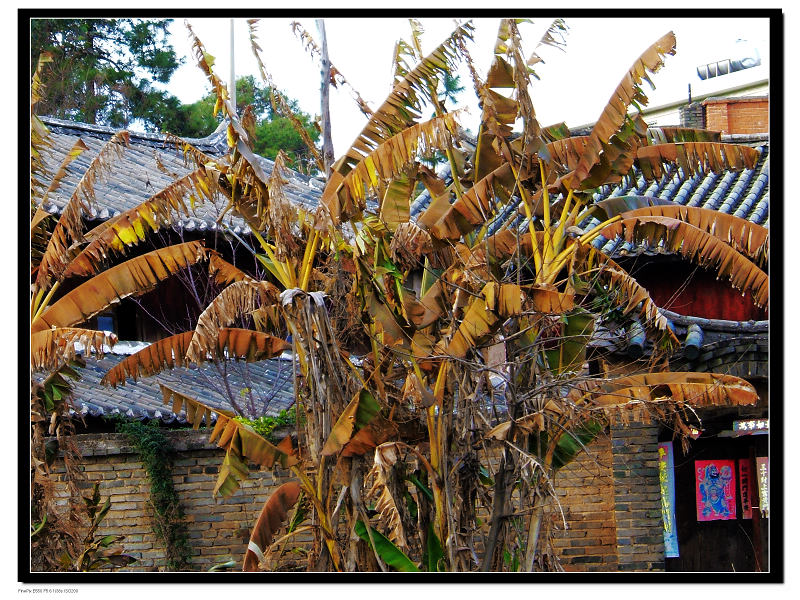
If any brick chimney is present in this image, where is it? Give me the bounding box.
[701,96,769,135]
[680,102,706,129]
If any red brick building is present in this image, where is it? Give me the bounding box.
[704,96,769,136]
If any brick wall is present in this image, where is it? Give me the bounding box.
[44,424,668,572]
[45,429,308,572]
[550,432,619,571]
[703,97,769,135]
[610,422,665,571]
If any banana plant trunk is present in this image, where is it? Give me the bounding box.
[480,448,514,571]
[523,490,546,572]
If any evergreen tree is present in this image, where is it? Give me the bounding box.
[30,18,181,130]
[31,20,319,171]
[170,76,320,173]
[438,72,465,106]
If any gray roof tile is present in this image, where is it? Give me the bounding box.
[407,138,769,237]
[585,141,769,256]
[39,117,324,232]
[56,352,296,425]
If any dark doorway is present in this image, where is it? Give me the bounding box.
[663,430,768,572]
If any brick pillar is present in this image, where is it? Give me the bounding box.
[550,434,619,571]
[702,97,769,135]
[679,103,705,129]
[611,422,666,571]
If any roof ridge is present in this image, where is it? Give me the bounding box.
[721,133,770,144]
[659,308,768,333]
[39,115,229,152]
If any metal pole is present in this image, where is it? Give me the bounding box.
[230,19,236,115]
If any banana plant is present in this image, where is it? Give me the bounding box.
[28,49,255,571]
[282,19,765,573]
[30,52,230,375]
[68,18,768,573]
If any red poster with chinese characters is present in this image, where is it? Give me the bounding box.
[738,458,752,519]
[695,460,736,521]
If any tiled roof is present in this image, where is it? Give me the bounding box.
[59,349,296,425]
[36,118,310,425]
[39,117,325,235]
[42,116,768,252]
[584,136,770,359]
[668,335,768,379]
[409,133,770,324]
[407,136,769,251]
[407,135,770,372]
[589,307,768,372]
[587,135,769,257]
[38,118,768,419]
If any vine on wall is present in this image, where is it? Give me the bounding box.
[115,419,192,571]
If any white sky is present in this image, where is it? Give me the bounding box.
[158,16,769,156]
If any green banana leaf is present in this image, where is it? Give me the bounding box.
[552,420,604,471]
[425,523,445,572]
[354,520,420,572]
[544,308,595,375]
